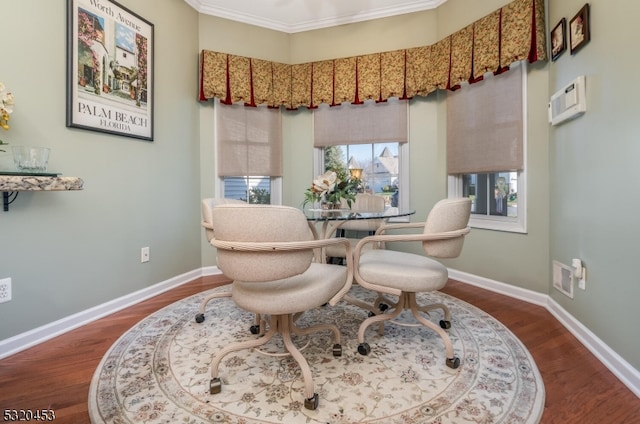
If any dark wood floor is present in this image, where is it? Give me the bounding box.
[0,275,638,423]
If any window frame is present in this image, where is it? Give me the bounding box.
[447,62,528,234]
[312,141,410,220]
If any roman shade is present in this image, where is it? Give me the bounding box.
[216,102,282,177]
[446,63,523,174]
[313,99,408,147]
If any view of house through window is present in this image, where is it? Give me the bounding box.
[463,172,518,217]
[324,142,399,207]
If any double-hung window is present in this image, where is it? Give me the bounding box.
[214,99,282,204]
[313,98,409,211]
[447,61,527,233]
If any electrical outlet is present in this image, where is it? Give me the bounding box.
[0,278,12,303]
[141,247,150,263]
[578,267,587,290]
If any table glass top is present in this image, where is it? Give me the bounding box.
[303,207,415,221]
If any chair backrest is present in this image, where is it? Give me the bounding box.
[339,193,387,232]
[212,204,314,282]
[422,198,471,258]
[202,198,245,242]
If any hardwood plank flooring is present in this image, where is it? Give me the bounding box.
[0,276,638,423]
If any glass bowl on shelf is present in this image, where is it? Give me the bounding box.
[11,146,50,172]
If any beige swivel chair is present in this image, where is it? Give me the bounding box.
[324,193,387,264]
[352,198,471,369]
[197,198,250,326]
[208,204,353,410]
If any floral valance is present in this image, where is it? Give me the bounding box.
[199,0,545,109]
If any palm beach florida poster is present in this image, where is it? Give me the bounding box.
[67,0,154,140]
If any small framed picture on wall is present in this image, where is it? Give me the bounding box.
[570,4,590,55]
[551,18,567,61]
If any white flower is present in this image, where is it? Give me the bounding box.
[312,170,338,196]
[1,82,15,132]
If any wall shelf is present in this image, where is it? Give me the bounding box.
[0,173,84,211]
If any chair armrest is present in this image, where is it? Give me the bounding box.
[202,221,214,230]
[374,221,426,235]
[211,237,354,306]
[211,236,352,253]
[354,227,471,258]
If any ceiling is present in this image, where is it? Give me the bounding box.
[184,0,448,33]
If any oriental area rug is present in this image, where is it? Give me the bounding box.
[89,285,545,423]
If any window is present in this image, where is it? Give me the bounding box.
[447,62,527,233]
[222,176,272,204]
[214,99,282,204]
[322,143,402,208]
[313,99,409,211]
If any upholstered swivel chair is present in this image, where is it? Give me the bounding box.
[324,193,387,264]
[208,204,353,410]
[353,198,471,369]
[197,198,249,325]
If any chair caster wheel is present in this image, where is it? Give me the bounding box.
[439,320,451,329]
[195,313,205,323]
[378,303,389,312]
[304,393,319,410]
[446,356,460,369]
[249,325,260,334]
[332,343,342,357]
[368,311,376,317]
[210,377,222,394]
[357,343,371,356]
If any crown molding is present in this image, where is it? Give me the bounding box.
[184,0,448,33]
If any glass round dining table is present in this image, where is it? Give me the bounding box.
[303,207,416,240]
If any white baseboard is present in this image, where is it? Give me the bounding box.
[2,266,638,399]
[448,268,640,398]
[0,267,223,360]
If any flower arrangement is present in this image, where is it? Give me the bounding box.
[303,168,360,208]
[0,82,15,152]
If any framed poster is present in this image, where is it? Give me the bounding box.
[66,0,154,140]
[550,18,566,61]
[570,4,590,55]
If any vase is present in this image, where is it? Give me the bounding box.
[321,201,341,210]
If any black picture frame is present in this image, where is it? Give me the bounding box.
[570,4,590,55]
[66,0,154,141]
[551,18,567,61]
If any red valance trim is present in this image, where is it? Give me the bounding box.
[331,60,337,106]
[400,50,411,100]
[244,59,257,107]
[199,51,207,101]
[495,9,510,75]
[308,62,318,109]
[447,36,462,91]
[221,55,232,105]
[353,57,363,105]
[468,23,484,84]
[527,0,539,63]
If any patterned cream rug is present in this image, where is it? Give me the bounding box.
[89,285,544,423]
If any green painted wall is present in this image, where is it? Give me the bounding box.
[0,0,201,339]
[548,0,640,370]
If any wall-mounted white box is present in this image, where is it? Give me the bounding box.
[548,75,587,126]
